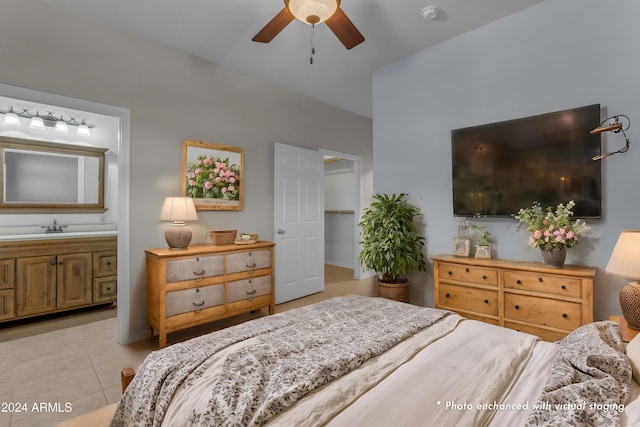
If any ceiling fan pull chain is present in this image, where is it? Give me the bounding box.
[310,23,315,64]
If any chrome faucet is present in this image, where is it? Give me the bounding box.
[42,219,67,233]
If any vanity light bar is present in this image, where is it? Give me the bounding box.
[0,107,94,136]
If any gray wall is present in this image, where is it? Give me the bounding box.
[372,0,640,320]
[0,0,372,341]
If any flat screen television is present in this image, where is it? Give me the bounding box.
[452,104,602,218]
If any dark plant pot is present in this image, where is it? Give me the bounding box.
[378,279,409,303]
[541,248,566,268]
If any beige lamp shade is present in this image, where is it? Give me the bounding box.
[159,197,198,249]
[159,197,198,223]
[606,230,640,329]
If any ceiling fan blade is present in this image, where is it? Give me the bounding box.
[325,7,365,49]
[252,7,295,43]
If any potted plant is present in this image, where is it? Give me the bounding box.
[514,200,591,267]
[468,222,493,259]
[358,193,428,302]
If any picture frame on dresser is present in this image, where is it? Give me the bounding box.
[453,237,471,257]
[182,140,244,211]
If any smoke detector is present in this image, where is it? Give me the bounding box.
[421,5,440,20]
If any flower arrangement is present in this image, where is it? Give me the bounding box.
[185,154,240,200]
[515,200,591,251]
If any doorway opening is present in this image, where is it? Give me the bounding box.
[321,150,363,281]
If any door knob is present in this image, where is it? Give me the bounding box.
[277,229,285,234]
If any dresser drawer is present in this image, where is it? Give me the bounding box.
[227,275,271,303]
[166,255,224,282]
[438,284,498,316]
[226,250,271,274]
[93,276,117,303]
[0,289,15,321]
[503,271,581,298]
[504,293,581,330]
[166,284,224,317]
[438,263,498,286]
[93,251,117,277]
[504,322,568,342]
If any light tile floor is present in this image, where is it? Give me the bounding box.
[0,265,376,426]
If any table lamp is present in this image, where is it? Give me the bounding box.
[159,197,198,249]
[606,230,640,329]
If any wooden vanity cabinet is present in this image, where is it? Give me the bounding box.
[145,241,276,348]
[432,255,595,341]
[0,236,117,322]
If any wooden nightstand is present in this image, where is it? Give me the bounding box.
[609,315,640,343]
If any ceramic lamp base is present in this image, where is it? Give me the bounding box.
[619,281,640,330]
[165,222,193,249]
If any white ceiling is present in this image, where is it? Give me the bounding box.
[42,0,544,118]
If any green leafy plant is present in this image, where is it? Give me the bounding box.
[468,222,492,246]
[358,193,427,283]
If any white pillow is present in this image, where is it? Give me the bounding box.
[627,333,640,382]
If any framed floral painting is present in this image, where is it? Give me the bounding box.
[182,140,244,210]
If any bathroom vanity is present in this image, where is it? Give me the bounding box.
[0,234,117,322]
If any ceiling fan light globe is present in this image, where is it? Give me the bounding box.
[288,0,338,25]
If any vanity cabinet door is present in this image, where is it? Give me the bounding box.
[57,253,93,309]
[16,256,57,317]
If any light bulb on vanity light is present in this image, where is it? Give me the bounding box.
[159,197,198,249]
[77,120,91,136]
[30,113,45,130]
[3,107,21,125]
[54,116,69,133]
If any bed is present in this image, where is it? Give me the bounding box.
[110,295,640,426]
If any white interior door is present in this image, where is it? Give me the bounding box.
[273,143,324,303]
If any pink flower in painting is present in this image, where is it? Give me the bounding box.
[533,230,543,240]
[204,181,212,190]
[229,177,236,183]
[566,231,575,239]
[188,179,196,186]
[187,172,195,179]
[221,187,227,194]
[228,185,235,192]
[203,157,212,166]
[194,168,202,175]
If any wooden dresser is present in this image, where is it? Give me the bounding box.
[432,255,595,341]
[145,241,275,347]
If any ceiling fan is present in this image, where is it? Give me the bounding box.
[252,0,365,50]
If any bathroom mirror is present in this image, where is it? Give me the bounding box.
[0,137,107,213]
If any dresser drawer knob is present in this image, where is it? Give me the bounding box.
[445,293,450,298]
[448,271,453,276]
[106,287,112,292]
[482,275,487,280]
[193,300,205,307]
[515,304,520,310]
[106,261,112,266]
[465,268,469,273]
[516,279,522,285]
[538,277,544,283]
[561,285,567,290]
[246,289,257,295]
[246,263,257,269]
[193,270,205,276]
[484,299,489,304]
[562,313,568,318]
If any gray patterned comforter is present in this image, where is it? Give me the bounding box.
[110,295,451,426]
[527,321,632,427]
